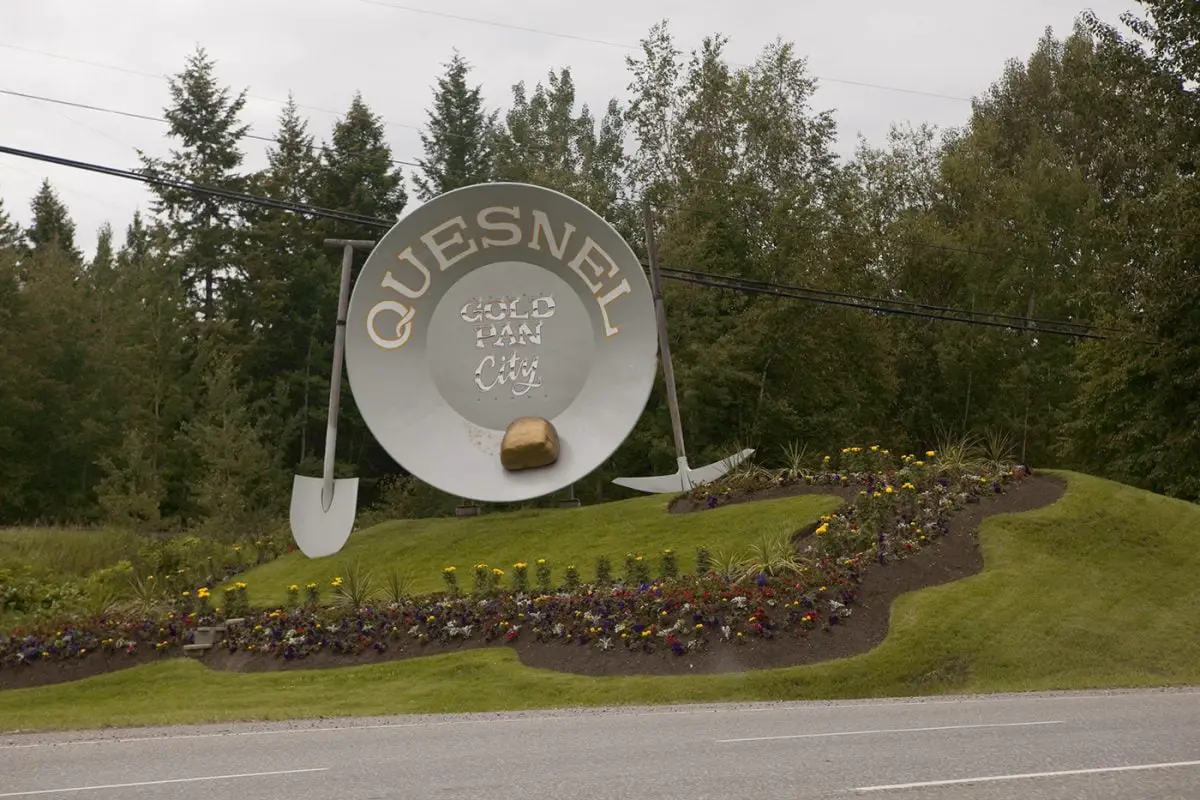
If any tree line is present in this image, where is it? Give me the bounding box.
[1,0,1196,532]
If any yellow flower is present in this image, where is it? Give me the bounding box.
[885,485,894,494]
[513,562,527,569]
[915,460,925,467]
[823,455,831,462]
[815,523,829,536]
[288,584,299,592]
[536,559,546,565]
[926,450,936,457]
[902,482,915,491]
[870,445,879,452]
[181,590,190,597]
[492,568,504,576]
[235,581,247,589]
[443,566,456,573]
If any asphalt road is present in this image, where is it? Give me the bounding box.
[3,688,1200,799]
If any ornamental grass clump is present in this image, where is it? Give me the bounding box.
[594,556,612,587]
[511,562,529,594]
[441,566,459,596]
[535,559,552,594]
[564,564,581,592]
[624,552,651,586]
[223,582,248,617]
[472,564,490,596]
[660,549,678,580]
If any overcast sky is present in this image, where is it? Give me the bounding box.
[0,0,1138,258]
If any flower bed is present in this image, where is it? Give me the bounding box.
[1,612,199,668]
[2,446,1033,680]
[197,563,863,662]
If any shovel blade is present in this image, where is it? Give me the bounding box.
[289,475,359,558]
[612,449,755,494]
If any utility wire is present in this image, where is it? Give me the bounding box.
[0,87,422,169]
[0,41,432,140]
[657,268,1115,340]
[349,0,975,103]
[0,144,389,228]
[656,265,1133,336]
[7,83,1155,274]
[0,142,1125,340]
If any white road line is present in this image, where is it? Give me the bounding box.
[717,720,1065,743]
[0,767,328,797]
[854,759,1200,792]
[4,689,1198,749]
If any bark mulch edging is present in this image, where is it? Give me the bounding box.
[0,475,1065,690]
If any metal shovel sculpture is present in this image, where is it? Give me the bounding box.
[288,239,367,558]
[612,201,754,495]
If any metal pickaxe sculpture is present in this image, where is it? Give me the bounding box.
[612,200,753,494]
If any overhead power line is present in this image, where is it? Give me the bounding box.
[0,87,421,170]
[0,142,1124,340]
[0,144,389,228]
[656,266,1127,336]
[657,268,1112,340]
[7,84,1167,275]
[349,0,975,103]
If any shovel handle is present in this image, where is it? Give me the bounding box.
[322,243,355,512]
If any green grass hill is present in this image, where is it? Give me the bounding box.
[230,492,842,607]
[3,470,1199,732]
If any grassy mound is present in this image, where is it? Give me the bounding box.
[229,493,843,607]
[3,470,1198,732]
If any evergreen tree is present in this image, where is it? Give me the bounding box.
[238,98,329,472]
[90,218,193,526]
[139,45,250,321]
[0,244,96,520]
[178,345,284,537]
[0,194,20,250]
[310,92,408,480]
[313,92,407,235]
[25,179,81,262]
[415,51,497,200]
[88,223,116,289]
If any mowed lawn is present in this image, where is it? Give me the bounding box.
[227,492,843,607]
[4,471,1200,732]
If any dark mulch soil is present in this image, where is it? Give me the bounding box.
[1,475,1065,689]
[0,648,175,692]
[517,474,1065,676]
